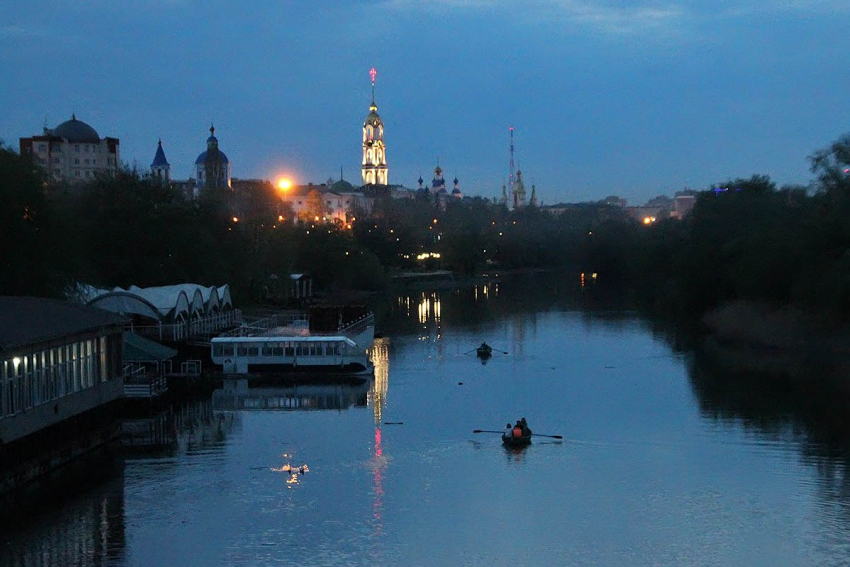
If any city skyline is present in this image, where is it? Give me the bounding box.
[1,1,848,204]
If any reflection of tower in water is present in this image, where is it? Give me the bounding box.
[368,337,389,424]
[370,425,386,539]
[367,339,389,545]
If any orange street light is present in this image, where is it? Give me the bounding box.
[278,178,292,191]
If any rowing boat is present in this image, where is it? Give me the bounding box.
[501,432,531,447]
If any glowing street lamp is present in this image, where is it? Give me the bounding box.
[278,178,292,191]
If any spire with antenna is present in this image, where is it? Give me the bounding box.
[509,127,516,209]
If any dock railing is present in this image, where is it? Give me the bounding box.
[216,311,373,341]
[339,313,375,337]
[220,311,309,338]
[129,309,243,342]
[123,364,169,399]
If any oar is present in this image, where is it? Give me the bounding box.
[473,429,508,434]
[531,433,563,439]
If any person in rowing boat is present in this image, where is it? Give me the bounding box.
[520,417,531,436]
[512,420,524,438]
[505,423,513,438]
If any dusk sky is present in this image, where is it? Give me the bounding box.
[1,1,848,205]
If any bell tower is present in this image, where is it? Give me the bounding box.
[362,68,388,186]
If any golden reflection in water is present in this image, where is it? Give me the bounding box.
[413,292,443,342]
[474,281,499,302]
[272,454,310,488]
[369,338,389,424]
[371,426,386,537]
[417,292,441,325]
[397,295,413,319]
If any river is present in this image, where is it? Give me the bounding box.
[3,273,850,566]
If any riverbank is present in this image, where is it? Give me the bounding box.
[699,300,850,384]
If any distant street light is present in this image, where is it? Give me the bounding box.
[278,178,292,191]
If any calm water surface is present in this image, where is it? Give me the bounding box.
[4,275,850,566]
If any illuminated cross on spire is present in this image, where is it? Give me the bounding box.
[370,67,377,103]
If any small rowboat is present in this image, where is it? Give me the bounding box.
[502,432,532,447]
[477,343,493,358]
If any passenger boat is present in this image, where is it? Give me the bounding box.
[476,343,493,358]
[502,431,532,447]
[210,312,374,376]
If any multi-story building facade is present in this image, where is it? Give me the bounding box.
[19,115,120,183]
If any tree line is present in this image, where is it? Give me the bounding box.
[2,134,850,322]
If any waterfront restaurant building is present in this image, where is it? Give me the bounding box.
[0,297,125,446]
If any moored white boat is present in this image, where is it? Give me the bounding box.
[210,312,375,376]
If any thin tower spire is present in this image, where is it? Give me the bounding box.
[509,126,516,208]
[370,67,377,104]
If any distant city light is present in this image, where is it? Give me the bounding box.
[232,216,239,223]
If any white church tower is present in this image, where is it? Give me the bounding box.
[362,67,388,186]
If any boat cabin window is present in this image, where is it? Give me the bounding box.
[237,344,259,357]
[213,343,230,357]
[285,343,295,357]
[262,343,284,357]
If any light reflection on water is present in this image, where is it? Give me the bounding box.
[3,275,850,565]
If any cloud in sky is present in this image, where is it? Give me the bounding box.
[385,0,849,38]
[385,0,686,36]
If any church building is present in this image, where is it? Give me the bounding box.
[150,139,170,186]
[195,125,231,190]
[362,68,388,186]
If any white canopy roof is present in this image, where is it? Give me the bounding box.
[82,283,232,322]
